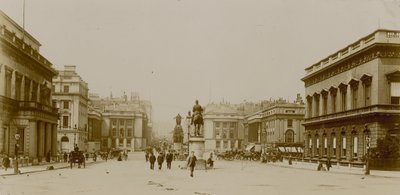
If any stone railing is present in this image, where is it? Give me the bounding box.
[18,101,59,114]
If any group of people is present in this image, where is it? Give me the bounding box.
[145,150,200,177]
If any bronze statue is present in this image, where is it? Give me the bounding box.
[191,100,203,136]
[173,114,183,143]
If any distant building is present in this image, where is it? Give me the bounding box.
[0,10,58,162]
[89,92,152,151]
[244,96,305,151]
[301,29,400,164]
[203,103,245,152]
[88,105,102,152]
[52,65,89,152]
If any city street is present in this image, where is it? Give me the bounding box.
[0,152,399,195]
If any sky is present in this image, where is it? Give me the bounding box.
[1,0,400,133]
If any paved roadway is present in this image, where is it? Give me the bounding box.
[0,152,399,195]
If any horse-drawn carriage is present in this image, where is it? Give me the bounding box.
[69,150,86,168]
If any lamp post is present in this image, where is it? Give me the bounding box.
[186,111,192,155]
[364,125,370,175]
[14,133,20,174]
[73,124,77,149]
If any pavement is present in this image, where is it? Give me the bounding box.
[268,159,400,178]
[0,159,102,176]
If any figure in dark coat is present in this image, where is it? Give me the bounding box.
[187,151,197,177]
[166,151,173,169]
[149,153,156,170]
[157,153,164,170]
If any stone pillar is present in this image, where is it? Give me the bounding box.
[115,138,119,148]
[38,122,45,161]
[37,84,41,103]
[29,80,33,101]
[45,123,52,155]
[51,124,58,156]
[123,138,127,148]
[131,138,135,151]
[11,70,16,99]
[0,65,5,96]
[20,76,25,101]
[28,121,38,160]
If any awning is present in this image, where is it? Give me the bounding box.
[245,145,255,151]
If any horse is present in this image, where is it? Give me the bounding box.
[192,112,203,136]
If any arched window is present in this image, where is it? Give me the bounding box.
[331,132,336,156]
[285,130,294,143]
[61,136,69,142]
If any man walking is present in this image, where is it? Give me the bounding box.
[157,153,164,170]
[149,153,156,170]
[166,150,173,169]
[187,151,197,177]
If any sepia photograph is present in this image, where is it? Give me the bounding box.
[0,0,399,194]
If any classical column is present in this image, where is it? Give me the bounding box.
[20,76,25,101]
[51,124,58,156]
[11,70,16,99]
[28,121,38,159]
[45,123,52,155]
[0,65,5,96]
[37,84,41,103]
[38,122,45,160]
[29,80,33,101]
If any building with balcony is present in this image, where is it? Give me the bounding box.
[89,92,152,151]
[301,29,400,165]
[244,95,305,152]
[0,10,59,163]
[52,65,89,152]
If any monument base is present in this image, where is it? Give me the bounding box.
[189,136,205,160]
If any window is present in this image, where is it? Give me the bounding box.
[63,101,69,109]
[331,91,337,113]
[323,136,328,156]
[230,122,235,128]
[216,141,221,148]
[215,122,220,128]
[223,141,228,148]
[229,129,234,139]
[120,120,125,126]
[353,136,358,158]
[321,91,328,115]
[342,134,347,157]
[231,141,235,149]
[63,85,69,93]
[112,120,117,126]
[332,134,337,156]
[350,82,359,109]
[390,82,400,104]
[307,96,313,118]
[120,128,124,137]
[215,129,220,138]
[285,130,294,143]
[52,85,55,92]
[127,128,132,137]
[314,95,320,116]
[364,83,371,106]
[62,116,69,128]
[112,128,117,136]
[126,120,133,126]
[339,85,347,112]
[222,130,226,139]
[287,119,293,127]
[316,136,320,156]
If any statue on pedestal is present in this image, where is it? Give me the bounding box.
[173,114,184,143]
[191,100,204,137]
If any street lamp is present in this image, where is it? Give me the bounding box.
[186,111,192,155]
[14,133,20,174]
[73,124,77,149]
[364,125,370,175]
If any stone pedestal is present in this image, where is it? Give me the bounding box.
[189,136,206,170]
[173,143,182,151]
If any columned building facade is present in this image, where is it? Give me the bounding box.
[0,10,58,162]
[301,29,400,165]
[52,65,89,152]
[203,104,245,153]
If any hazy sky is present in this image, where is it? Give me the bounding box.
[1,0,400,129]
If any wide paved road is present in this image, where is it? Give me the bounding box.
[0,152,399,195]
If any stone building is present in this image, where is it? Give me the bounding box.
[52,65,89,152]
[89,92,152,151]
[203,103,245,153]
[244,96,305,152]
[301,29,400,165]
[0,10,58,162]
[87,105,102,152]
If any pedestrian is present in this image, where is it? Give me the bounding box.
[207,153,214,168]
[157,153,164,170]
[46,150,51,162]
[187,151,197,177]
[63,152,68,162]
[166,151,173,169]
[149,153,156,170]
[326,158,332,171]
[145,151,149,162]
[2,155,10,171]
[85,152,89,161]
